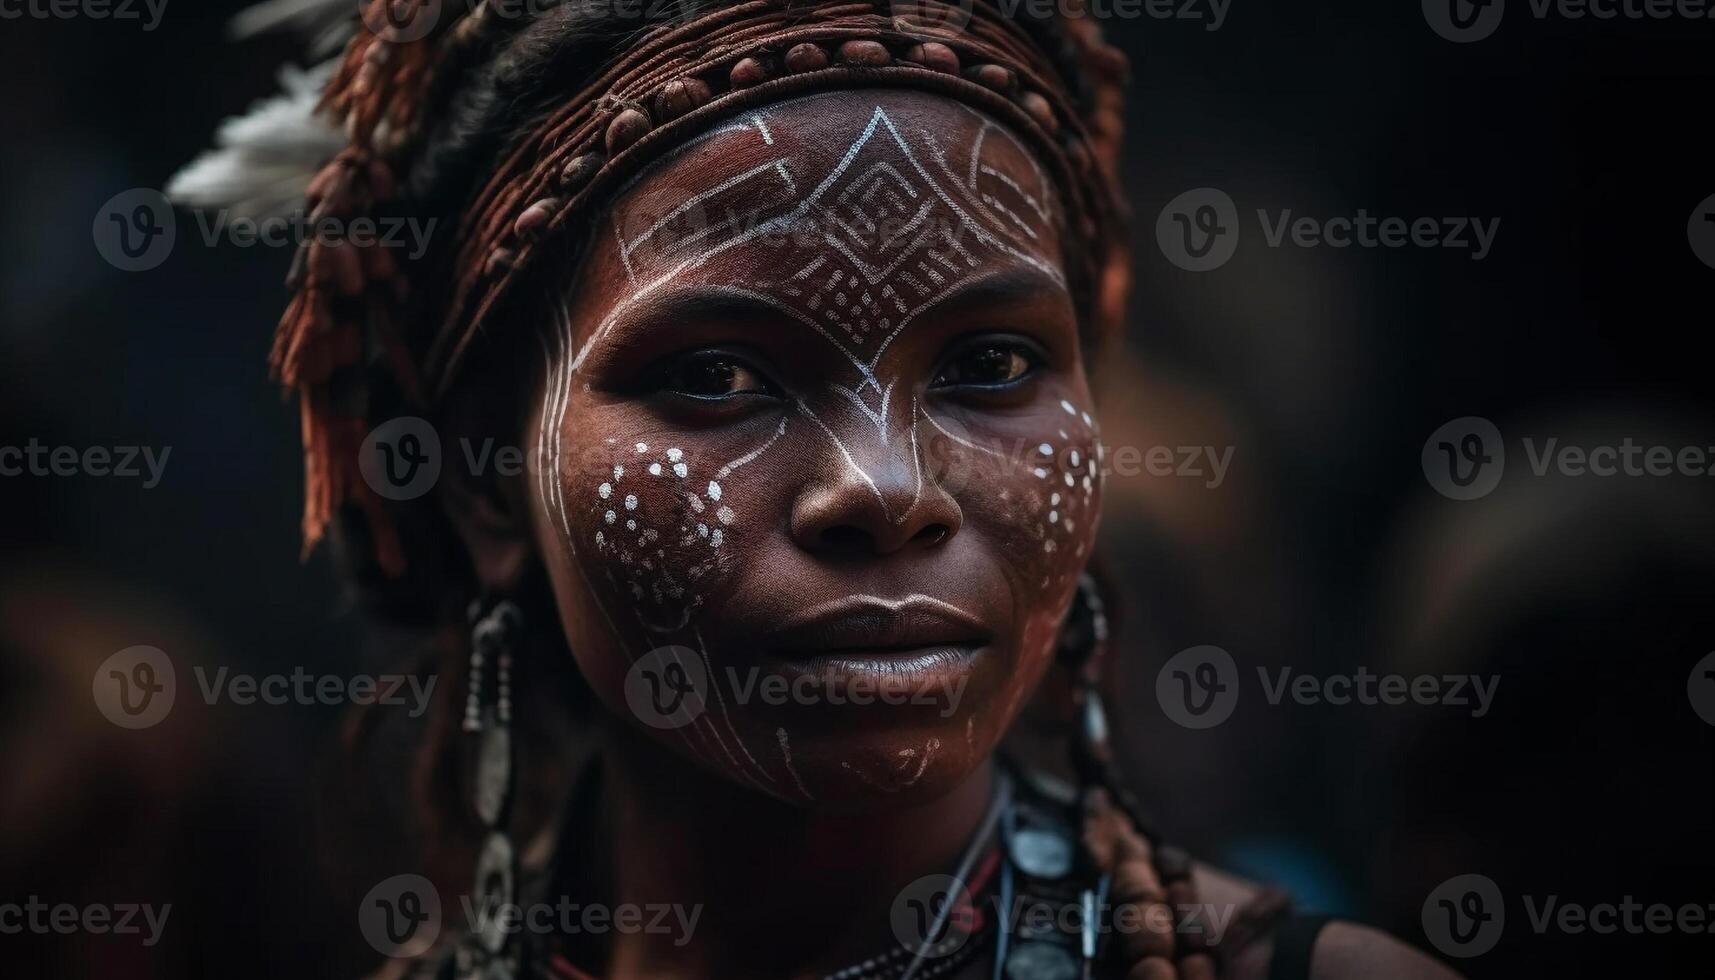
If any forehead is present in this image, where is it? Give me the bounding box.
[589,89,1066,348]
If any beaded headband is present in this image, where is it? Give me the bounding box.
[263,0,1129,574]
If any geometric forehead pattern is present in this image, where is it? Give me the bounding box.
[592,103,1062,392]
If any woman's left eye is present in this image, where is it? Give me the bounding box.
[931,340,1042,389]
[657,351,776,399]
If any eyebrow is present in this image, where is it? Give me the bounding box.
[595,264,1071,364]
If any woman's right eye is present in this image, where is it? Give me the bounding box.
[656,351,777,400]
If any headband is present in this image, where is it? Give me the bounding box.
[249,0,1128,574]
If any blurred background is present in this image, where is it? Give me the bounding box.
[2,1,1712,976]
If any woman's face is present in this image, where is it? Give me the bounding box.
[528,89,1103,806]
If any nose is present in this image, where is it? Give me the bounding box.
[789,400,962,556]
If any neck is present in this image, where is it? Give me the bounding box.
[581,718,997,980]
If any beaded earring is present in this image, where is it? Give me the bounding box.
[456,597,524,980]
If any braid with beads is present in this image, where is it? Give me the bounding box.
[1059,575,1220,980]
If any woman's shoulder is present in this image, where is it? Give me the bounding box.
[1195,865,1462,980]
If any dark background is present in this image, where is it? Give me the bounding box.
[3,1,1713,976]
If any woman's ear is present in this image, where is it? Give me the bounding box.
[436,375,537,596]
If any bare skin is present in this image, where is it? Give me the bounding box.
[449,90,1456,980]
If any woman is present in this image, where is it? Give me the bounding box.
[172,2,1455,977]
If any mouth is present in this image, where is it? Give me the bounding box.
[762,594,992,692]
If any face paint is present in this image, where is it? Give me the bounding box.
[529,89,1102,806]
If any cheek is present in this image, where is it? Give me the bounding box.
[941,397,1103,632]
[538,402,790,642]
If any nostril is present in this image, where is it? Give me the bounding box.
[917,524,951,547]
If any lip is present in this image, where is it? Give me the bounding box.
[761,595,993,696]
[764,594,992,659]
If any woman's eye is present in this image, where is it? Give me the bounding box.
[659,352,775,399]
[932,342,1041,388]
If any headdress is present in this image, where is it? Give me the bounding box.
[171,0,1130,575]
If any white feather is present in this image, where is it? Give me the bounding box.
[230,0,357,55]
[166,61,345,221]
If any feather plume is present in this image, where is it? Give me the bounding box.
[229,0,359,56]
[166,61,344,220]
